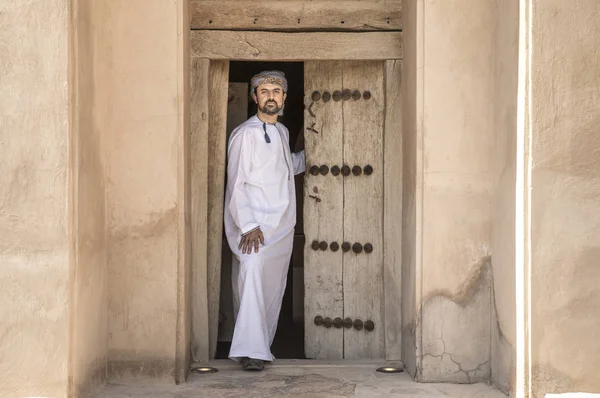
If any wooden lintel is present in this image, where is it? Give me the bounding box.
[191,31,403,60]
[190,0,402,31]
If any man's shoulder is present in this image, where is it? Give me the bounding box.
[230,117,262,140]
[238,115,263,129]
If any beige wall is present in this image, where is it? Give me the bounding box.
[403,0,497,383]
[529,0,600,395]
[491,0,519,394]
[0,1,71,397]
[69,0,109,396]
[100,0,189,380]
[5,0,600,394]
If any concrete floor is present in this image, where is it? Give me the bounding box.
[92,360,507,397]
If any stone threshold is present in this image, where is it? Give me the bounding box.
[194,359,405,370]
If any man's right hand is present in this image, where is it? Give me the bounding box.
[239,228,265,254]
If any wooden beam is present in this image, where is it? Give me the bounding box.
[190,57,210,364]
[206,60,229,360]
[175,0,191,383]
[190,0,402,31]
[191,31,403,60]
[383,59,403,360]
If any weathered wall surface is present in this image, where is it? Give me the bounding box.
[0,1,70,396]
[100,1,188,380]
[490,0,519,394]
[415,0,496,383]
[529,0,600,395]
[69,0,108,395]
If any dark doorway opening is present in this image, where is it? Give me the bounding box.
[215,61,306,360]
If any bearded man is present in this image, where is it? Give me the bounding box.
[224,71,305,371]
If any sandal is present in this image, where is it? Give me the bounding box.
[241,357,264,371]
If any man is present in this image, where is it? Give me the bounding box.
[224,71,305,371]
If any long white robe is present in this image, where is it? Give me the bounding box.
[224,115,305,362]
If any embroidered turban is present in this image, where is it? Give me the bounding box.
[250,70,288,95]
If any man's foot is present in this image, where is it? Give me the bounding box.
[241,357,264,371]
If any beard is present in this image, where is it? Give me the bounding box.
[259,100,281,116]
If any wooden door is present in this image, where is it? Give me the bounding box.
[304,61,385,359]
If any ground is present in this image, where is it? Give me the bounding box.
[92,360,507,397]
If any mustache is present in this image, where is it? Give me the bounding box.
[260,100,281,115]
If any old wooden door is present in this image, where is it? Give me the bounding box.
[304,61,385,359]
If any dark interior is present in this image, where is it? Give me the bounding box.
[216,61,306,360]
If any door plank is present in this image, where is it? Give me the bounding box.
[190,57,210,363]
[191,31,403,61]
[304,61,345,359]
[218,83,249,343]
[190,0,402,31]
[342,61,385,359]
[383,60,403,360]
[207,60,230,359]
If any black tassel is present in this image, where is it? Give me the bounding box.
[262,122,271,143]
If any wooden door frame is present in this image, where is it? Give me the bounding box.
[189,30,403,364]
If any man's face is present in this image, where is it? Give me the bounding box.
[253,83,286,116]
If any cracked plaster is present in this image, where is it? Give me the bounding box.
[401,0,496,385]
[417,258,492,383]
[490,279,514,395]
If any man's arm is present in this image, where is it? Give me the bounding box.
[227,131,260,236]
[291,150,306,175]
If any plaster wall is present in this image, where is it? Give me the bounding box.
[490,0,519,394]
[415,0,496,383]
[99,1,188,380]
[529,0,600,395]
[0,1,70,396]
[69,0,109,395]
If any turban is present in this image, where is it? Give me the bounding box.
[250,70,288,95]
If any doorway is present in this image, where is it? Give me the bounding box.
[189,30,403,365]
[215,61,307,360]
[213,61,391,360]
